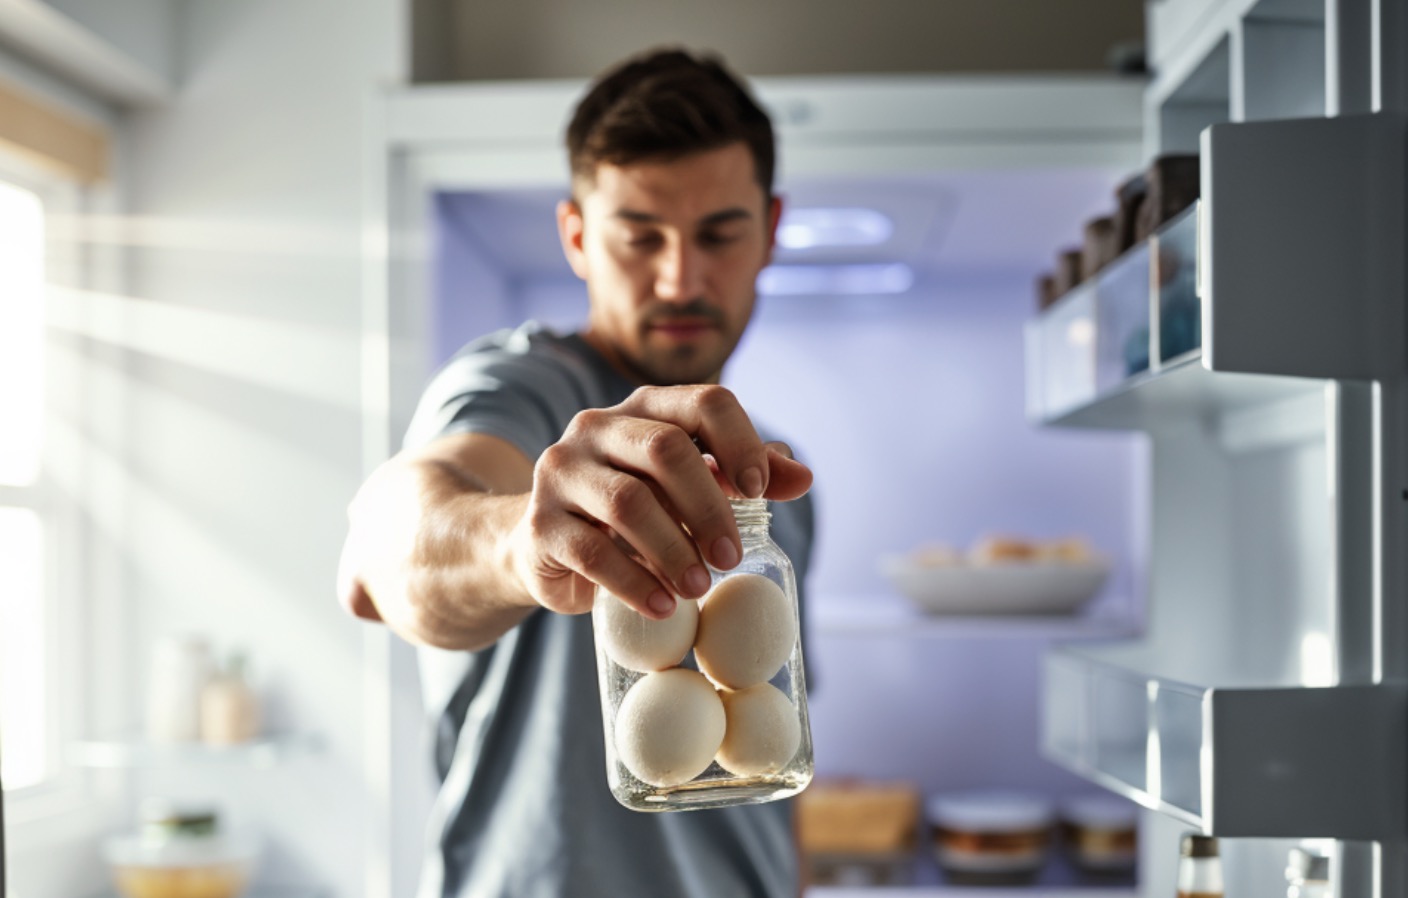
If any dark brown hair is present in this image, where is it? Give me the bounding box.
[566,48,775,199]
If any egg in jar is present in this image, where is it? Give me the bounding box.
[693,572,795,690]
[613,668,726,788]
[715,682,801,776]
[592,589,698,673]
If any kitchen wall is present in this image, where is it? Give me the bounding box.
[81,0,393,894]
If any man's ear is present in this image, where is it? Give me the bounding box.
[557,199,589,280]
[764,194,783,263]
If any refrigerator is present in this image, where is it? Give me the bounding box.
[366,2,1408,893]
[1029,0,1408,896]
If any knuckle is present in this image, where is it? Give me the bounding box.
[601,477,650,523]
[640,426,693,468]
[567,407,608,436]
[565,530,608,572]
[694,384,737,415]
[535,442,571,477]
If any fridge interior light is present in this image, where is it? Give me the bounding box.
[757,262,914,296]
[775,207,894,249]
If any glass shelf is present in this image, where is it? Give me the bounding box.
[68,732,324,769]
[1043,644,1406,839]
[812,593,1140,641]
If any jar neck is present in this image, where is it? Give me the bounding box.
[729,497,771,540]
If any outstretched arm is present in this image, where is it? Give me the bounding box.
[336,384,812,652]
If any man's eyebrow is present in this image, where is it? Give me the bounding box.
[611,207,755,226]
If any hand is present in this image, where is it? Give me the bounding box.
[506,385,811,621]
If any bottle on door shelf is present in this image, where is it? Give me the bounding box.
[1176,833,1223,898]
[200,651,261,745]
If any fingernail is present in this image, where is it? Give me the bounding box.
[711,537,740,570]
[683,565,712,598]
[739,466,764,498]
[647,590,675,616]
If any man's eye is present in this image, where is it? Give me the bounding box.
[625,231,662,248]
[700,231,741,248]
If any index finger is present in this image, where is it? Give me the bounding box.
[617,385,770,500]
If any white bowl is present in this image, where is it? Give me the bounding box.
[879,556,1109,616]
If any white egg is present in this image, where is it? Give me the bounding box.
[614,668,726,788]
[693,573,795,690]
[715,682,801,777]
[592,589,699,673]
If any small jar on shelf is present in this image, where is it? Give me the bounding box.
[1176,833,1223,898]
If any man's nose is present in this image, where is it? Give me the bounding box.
[655,239,705,302]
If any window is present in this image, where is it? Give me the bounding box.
[0,180,49,791]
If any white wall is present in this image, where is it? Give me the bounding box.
[100,1,389,894]
[35,0,179,85]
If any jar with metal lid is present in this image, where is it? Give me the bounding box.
[1177,834,1224,898]
[927,790,1055,884]
[593,497,814,812]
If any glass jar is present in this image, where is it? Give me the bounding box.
[593,497,814,812]
[1176,834,1224,898]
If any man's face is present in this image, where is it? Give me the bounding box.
[558,142,781,386]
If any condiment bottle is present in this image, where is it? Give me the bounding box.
[200,651,260,744]
[593,497,814,811]
[1177,834,1224,898]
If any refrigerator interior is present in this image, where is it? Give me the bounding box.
[428,168,1154,890]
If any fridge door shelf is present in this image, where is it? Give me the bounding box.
[1044,645,1407,840]
[1043,355,1327,433]
[1028,113,1405,430]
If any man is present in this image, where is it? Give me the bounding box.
[337,48,815,897]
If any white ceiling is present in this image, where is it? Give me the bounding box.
[437,165,1130,293]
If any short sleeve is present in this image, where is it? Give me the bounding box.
[401,326,605,463]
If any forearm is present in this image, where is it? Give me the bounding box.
[346,455,537,651]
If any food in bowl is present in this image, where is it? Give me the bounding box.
[969,535,1041,565]
[881,534,1109,615]
[111,863,251,898]
[104,828,258,898]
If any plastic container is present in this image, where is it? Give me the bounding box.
[927,791,1054,884]
[593,497,813,812]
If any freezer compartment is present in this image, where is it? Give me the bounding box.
[1043,645,1408,840]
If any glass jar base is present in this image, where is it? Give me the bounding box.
[615,771,812,813]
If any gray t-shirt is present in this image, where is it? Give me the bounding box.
[404,322,816,898]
